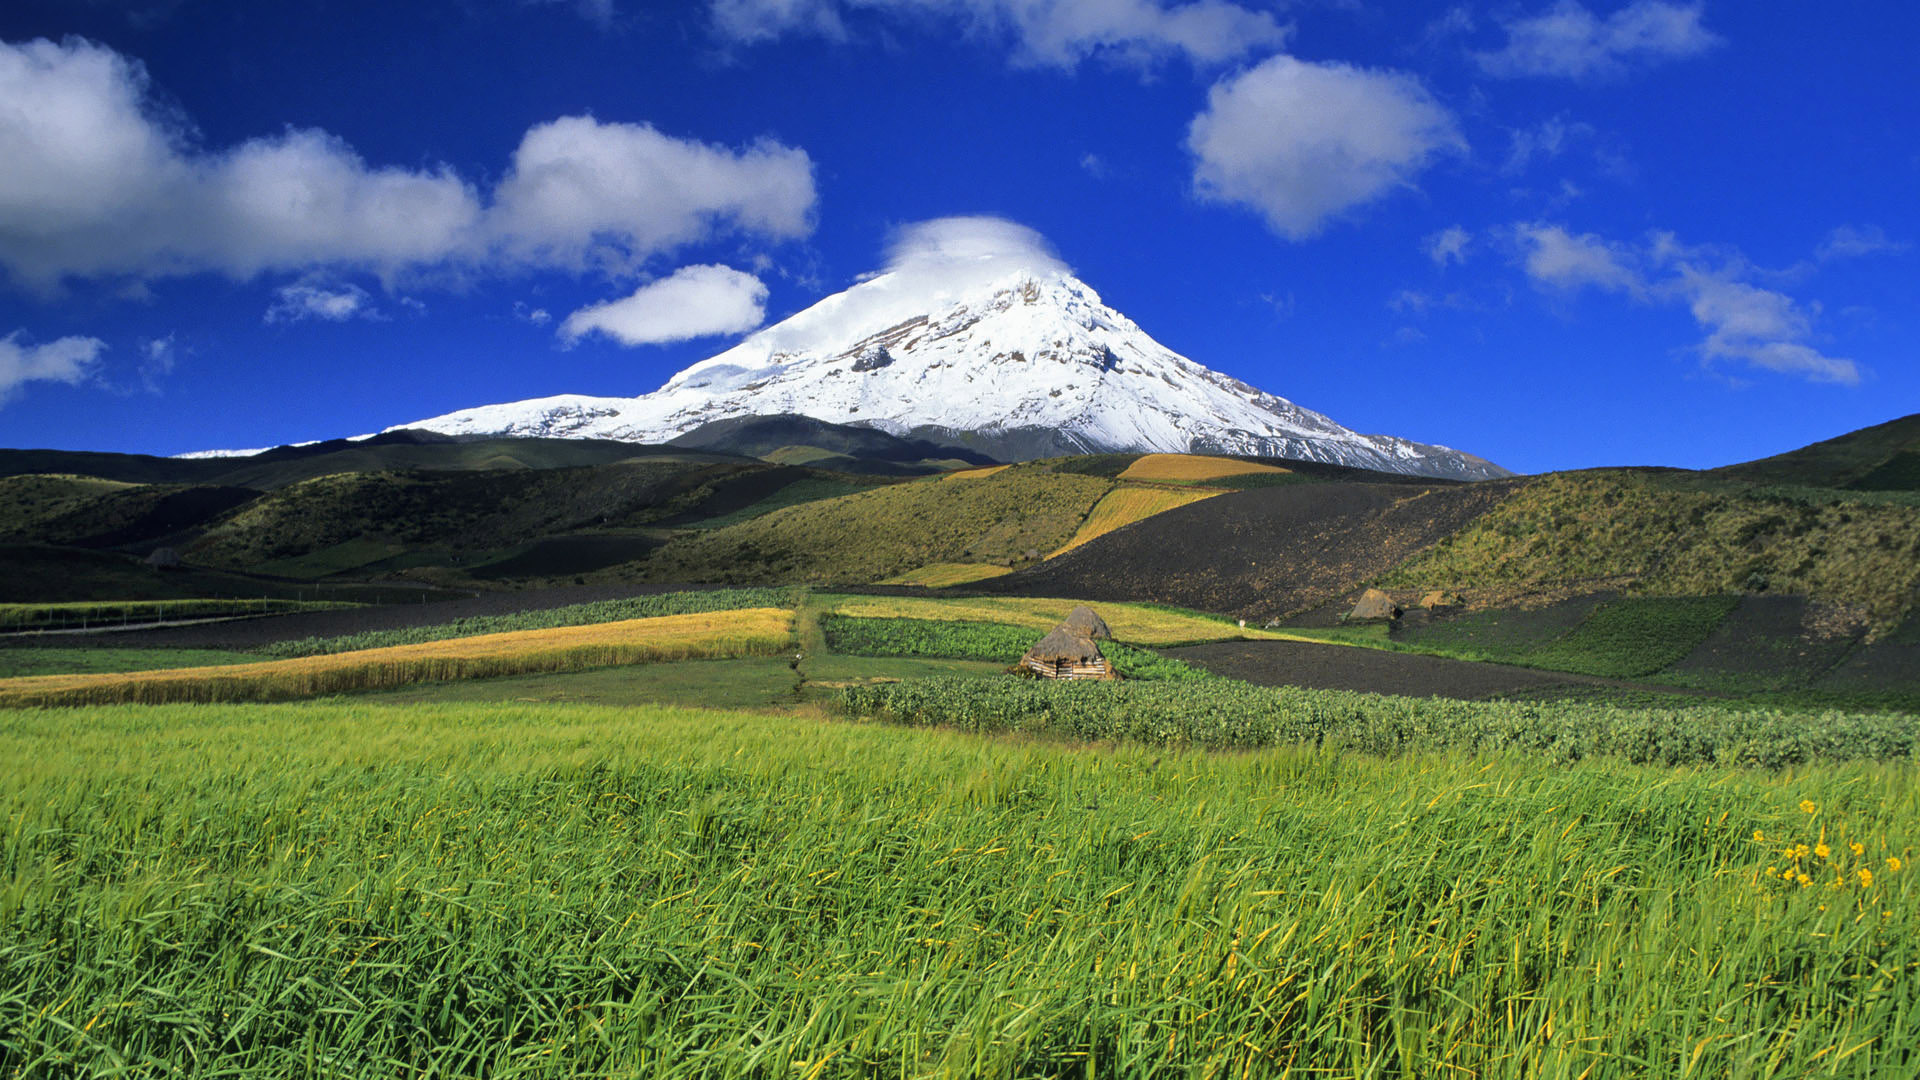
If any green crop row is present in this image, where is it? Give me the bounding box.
[839,676,1917,767]
[818,614,1212,681]
[260,587,797,656]
[0,598,353,631]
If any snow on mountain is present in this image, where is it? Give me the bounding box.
[395,247,1509,481]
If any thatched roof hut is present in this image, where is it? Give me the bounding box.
[1019,627,1117,680]
[1347,588,1402,621]
[1059,605,1113,640]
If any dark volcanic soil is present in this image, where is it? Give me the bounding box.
[1161,639,1665,701]
[978,479,1524,622]
[29,583,704,651]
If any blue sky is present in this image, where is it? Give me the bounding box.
[0,0,1912,473]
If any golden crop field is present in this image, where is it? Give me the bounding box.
[876,562,1014,587]
[824,593,1289,645]
[0,608,794,708]
[1050,484,1221,556]
[1117,452,1291,483]
[941,464,1012,480]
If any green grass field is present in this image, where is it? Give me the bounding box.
[3,701,1914,1077]
[0,646,259,678]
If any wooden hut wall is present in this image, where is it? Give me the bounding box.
[1021,655,1115,680]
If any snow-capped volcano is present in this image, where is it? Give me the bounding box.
[397,235,1508,480]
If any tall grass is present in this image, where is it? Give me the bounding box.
[0,609,793,707]
[1,701,1913,1076]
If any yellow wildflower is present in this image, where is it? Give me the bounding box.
[1798,873,1813,887]
[1765,866,1777,877]
[1753,830,1765,843]
[1815,843,1831,859]
[1794,844,1811,859]
[1889,857,1903,872]
[1858,868,1874,888]
[1800,800,1817,815]
[1850,842,1865,856]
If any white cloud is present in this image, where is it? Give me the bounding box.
[514,301,553,325]
[1425,225,1471,266]
[1079,152,1108,178]
[264,281,377,324]
[0,38,816,291]
[1514,222,1642,293]
[883,215,1068,276]
[139,332,175,391]
[488,116,815,276]
[1816,225,1907,262]
[0,330,106,403]
[1513,222,1860,385]
[1477,1,1719,80]
[708,0,1288,69]
[559,264,769,346]
[1502,114,1596,174]
[1187,56,1465,240]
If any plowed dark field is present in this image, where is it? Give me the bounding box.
[1159,639,1597,700]
[979,479,1525,622]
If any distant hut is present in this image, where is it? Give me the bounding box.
[1019,627,1117,680]
[145,547,182,571]
[1059,605,1113,640]
[1346,588,1402,622]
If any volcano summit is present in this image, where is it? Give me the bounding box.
[397,220,1508,481]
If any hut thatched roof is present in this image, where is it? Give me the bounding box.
[1058,605,1112,640]
[1023,627,1106,664]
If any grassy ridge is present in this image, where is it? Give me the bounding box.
[1382,471,1920,630]
[3,701,1913,1076]
[818,615,1213,681]
[840,675,1918,767]
[260,587,795,657]
[0,609,794,707]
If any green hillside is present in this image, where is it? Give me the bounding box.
[1379,469,1920,631]
[1711,412,1920,490]
[630,463,1115,585]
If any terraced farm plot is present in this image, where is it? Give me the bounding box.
[0,608,793,707]
[1520,595,1741,678]
[1116,452,1290,483]
[1049,485,1220,556]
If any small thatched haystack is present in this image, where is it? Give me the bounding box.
[1059,605,1113,640]
[145,547,182,570]
[1020,627,1116,680]
[1347,588,1402,621]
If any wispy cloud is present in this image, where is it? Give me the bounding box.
[1425,226,1472,267]
[708,0,1289,70]
[1477,1,1719,80]
[1513,222,1862,385]
[265,281,378,324]
[1188,56,1465,240]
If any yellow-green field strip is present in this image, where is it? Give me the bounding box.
[0,608,794,707]
[823,593,1325,646]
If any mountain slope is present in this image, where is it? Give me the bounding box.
[396,266,1509,481]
